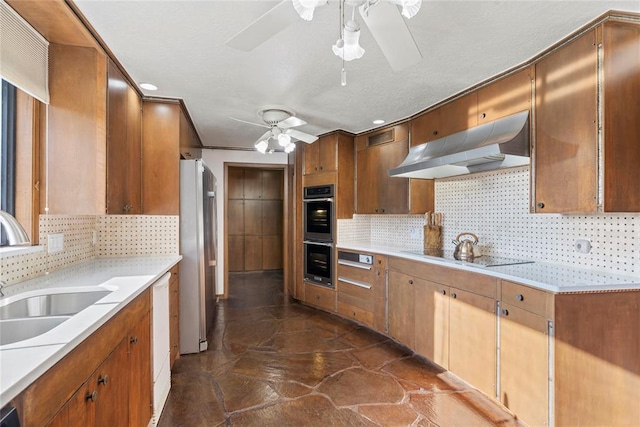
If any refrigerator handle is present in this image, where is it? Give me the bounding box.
[207,191,216,198]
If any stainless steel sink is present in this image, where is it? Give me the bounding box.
[0,316,71,346]
[0,290,111,319]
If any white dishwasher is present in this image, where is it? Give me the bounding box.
[150,272,171,426]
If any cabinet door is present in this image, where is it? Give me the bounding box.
[128,311,152,427]
[477,68,532,124]
[534,29,598,213]
[95,339,129,427]
[262,169,283,200]
[244,236,263,271]
[243,168,263,199]
[411,109,440,146]
[414,280,449,369]
[449,288,496,398]
[228,168,245,199]
[356,146,380,214]
[262,235,283,270]
[438,92,478,137]
[244,200,263,235]
[304,139,320,175]
[46,380,96,427]
[387,271,416,349]
[227,200,245,235]
[228,236,244,272]
[377,140,409,214]
[169,274,180,369]
[500,304,548,427]
[262,200,283,236]
[318,134,337,173]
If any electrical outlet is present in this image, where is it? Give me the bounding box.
[575,239,591,254]
[48,233,64,253]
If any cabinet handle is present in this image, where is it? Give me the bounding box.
[451,293,457,299]
[537,202,545,209]
[173,344,179,348]
[433,130,439,136]
[377,259,382,264]
[173,314,178,318]
[352,311,356,316]
[320,166,323,170]
[85,391,98,402]
[408,279,414,285]
[501,308,509,316]
[316,295,320,300]
[515,294,524,301]
[480,112,486,119]
[440,289,446,295]
[314,167,318,171]
[376,270,381,276]
[97,375,109,386]
[375,208,379,213]
[130,336,138,344]
[381,208,385,213]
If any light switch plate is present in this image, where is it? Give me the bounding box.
[48,233,64,253]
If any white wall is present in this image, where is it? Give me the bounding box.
[201,149,288,295]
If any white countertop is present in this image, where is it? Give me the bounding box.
[337,243,640,293]
[0,255,181,408]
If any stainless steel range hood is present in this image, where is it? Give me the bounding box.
[389,110,530,179]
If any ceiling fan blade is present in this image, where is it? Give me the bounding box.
[229,116,271,128]
[286,129,318,144]
[359,1,423,72]
[255,130,273,144]
[225,0,299,51]
[278,116,307,129]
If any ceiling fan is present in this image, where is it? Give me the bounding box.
[225,0,423,72]
[230,108,319,154]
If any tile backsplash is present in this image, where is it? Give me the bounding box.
[339,166,639,276]
[1,214,179,286]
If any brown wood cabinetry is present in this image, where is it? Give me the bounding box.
[142,100,201,214]
[22,288,153,427]
[414,279,449,369]
[356,124,433,214]
[228,167,284,272]
[477,68,532,124]
[304,134,337,174]
[534,20,640,213]
[106,59,142,214]
[169,265,180,370]
[336,252,387,331]
[411,93,478,147]
[387,270,416,348]
[304,282,336,312]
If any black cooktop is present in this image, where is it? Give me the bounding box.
[403,250,534,268]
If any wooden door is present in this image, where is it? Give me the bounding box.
[227,200,245,236]
[228,236,244,272]
[244,200,263,236]
[438,92,478,137]
[387,271,416,349]
[411,109,441,146]
[243,168,263,199]
[477,68,532,124]
[534,29,598,213]
[414,280,449,369]
[448,288,496,398]
[500,304,548,427]
[95,339,129,427]
[318,134,337,173]
[262,200,282,236]
[46,380,96,427]
[106,60,129,214]
[128,311,152,427]
[244,236,263,271]
[262,235,283,270]
[228,168,244,199]
[377,140,409,214]
[262,169,283,200]
[303,139,320,174]
[356,146,380,214]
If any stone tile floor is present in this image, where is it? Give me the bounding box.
[159,271,523,426]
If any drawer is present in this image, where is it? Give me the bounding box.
[304,282,336,312]
[338,286,374,312]
[337,301,374,327]
[337,260,375,283]
[501,280,550,317]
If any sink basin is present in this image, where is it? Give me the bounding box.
[0,290,111,320]
[0,316,71,346]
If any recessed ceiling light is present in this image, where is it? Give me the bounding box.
[139,82,158,91]
[372,119,385,125]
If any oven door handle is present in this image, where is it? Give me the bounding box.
[303,240,334,247]
[303,198,334,203]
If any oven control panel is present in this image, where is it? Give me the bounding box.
[358,254,373,265]
[338,251,373,265]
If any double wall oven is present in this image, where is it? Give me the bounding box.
[303,184,334,288]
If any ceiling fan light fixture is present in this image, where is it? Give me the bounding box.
[284,141,296,153]
[292,0,325,21]
[392,0,422,19]
[277,132,291,147]
[332,20,364,61]
[255,139,269,154]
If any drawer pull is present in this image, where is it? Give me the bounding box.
[339,277,372,290]
[85,391,98,402]
[97,375,109,386]
[515,294,524,301]
[408,280,414,285]
[440,289,446,295]
[451,293,457,299]
[130,336,138,344]
[501,308,509,316]
[338,260,372,270]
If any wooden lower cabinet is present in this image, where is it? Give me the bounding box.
[22,288,153,427]
[499,303,549,426]
[169,265,180,369]
[304,282,336,312]
[387,271,416,349]
[449,288,497,398]
[414,280,449,369]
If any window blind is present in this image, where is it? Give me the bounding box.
[0,0,49,104]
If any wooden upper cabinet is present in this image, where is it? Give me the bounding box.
[534,29,598,214]
[411,93,477,147]
[304,134,337,174]
[106,59,142,214]
[477,68,532,123]
[179,109,202,159]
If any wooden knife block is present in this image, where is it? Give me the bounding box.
[424,225,443,253]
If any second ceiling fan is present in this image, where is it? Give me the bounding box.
[225,0,423,72]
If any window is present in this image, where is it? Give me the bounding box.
[1,79,17,246]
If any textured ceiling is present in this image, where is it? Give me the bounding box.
[73,0,640,150]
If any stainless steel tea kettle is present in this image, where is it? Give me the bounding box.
[452,232,479,260]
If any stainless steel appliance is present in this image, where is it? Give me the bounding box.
[404,250,534,268]
[304,241,333,287]
[179,159,217,354]
[303,184,334,242]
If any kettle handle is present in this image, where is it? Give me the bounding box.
[454,232,479,244]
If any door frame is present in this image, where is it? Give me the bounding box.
[222,162,291,298]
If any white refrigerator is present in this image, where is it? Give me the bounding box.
[179,159,217,354]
